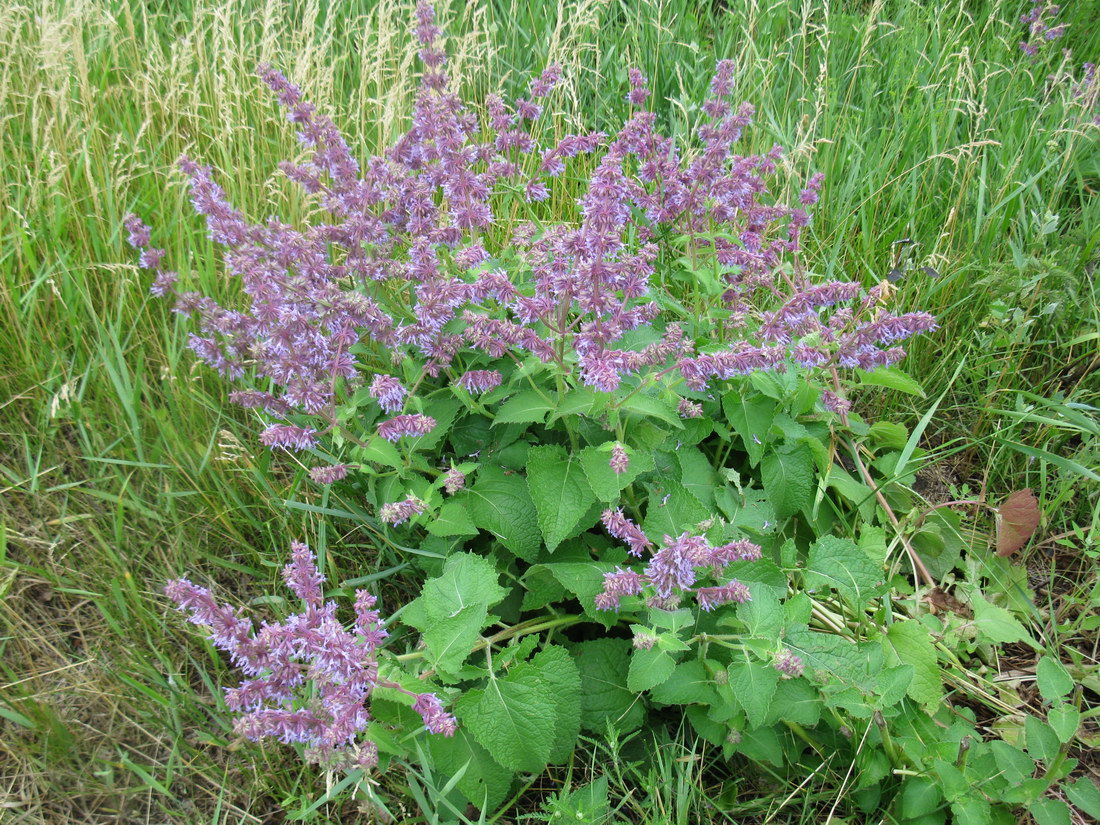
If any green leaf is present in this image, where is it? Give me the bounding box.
[881,620,942,713]
[1065,777,1100,820]
[761,443,813,520]
[990,740,1035,783]
[420,603,489,676]
[617,393,683,429]
[971,592,1035,646]
[677,447,718,507]
[547,388,598,423]
[572,639,645,732]
[933,758,969,802]
[804,536,884,606]
[493,389,555,425]
[873,664,914,709]
[734,725,785,767]
[467,465,541,562]
[357,435,404,472]
[628,647,677,693]
[580,445,655,503]
[722,391,774,467]
[531,645,582,765]
[766,678,821,726]
[410,396,461,451]
[856,366,925,397]
[1047,703,1080,744]
[548,776,610,822]
[726,662,778,728]
[1036,656,1074,702]
[456,665,559,773]
[868,421,909,450]
[827,466,877,522]
[899,777,943,819]
[427,725,514,810]
[1029,798,1071,825]
[527,445,598,552]
[649,660,718,706]
[539,561,617,624]
[686,705,726,745]
[643,479,709,541]
[520,567,568,611]
[950,798,992,825]
[736,586,783,639]
[1025,715,1061,763]
[785,625,873,688]
[426,499,479,537]
[420,552,506,623]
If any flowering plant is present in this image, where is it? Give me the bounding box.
[131,1,958,815]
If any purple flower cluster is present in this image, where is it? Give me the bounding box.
[678,282,937,392]
[1020,1,1065,56]
[379,495,426,526]
[456,369,503,394]
[596,510,760,611]
[125,0,936,457]
[774,648,805,679]
[443,467,466,494]
[608,443,630,475]
[164,543,455,770]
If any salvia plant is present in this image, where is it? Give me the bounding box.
[128,4,1097,823]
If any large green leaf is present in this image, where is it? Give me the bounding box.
[649,660,718,706]
[722,390,775,467]
[642,479,709,541]
[761,442,813,520]
[426,498,479,537]
[533,645,582,764]
[420,603,489,677]
[971,592,1035,646]
[467,465,541,561]
[428,724,514,810]
[456,663,559,773]
[881,620,942,713]
[527,445,599,552]
[493,389,555,425]
[627,647,677,693]
[571,639,645,732]
[804,535,884,606]
[726,661,778,728]
[677,446,718,507]
[580,445,655,502]
[420,552,506,622]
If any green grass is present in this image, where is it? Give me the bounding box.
[1,0,1098,821]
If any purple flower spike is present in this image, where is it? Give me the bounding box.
[369,375,407,413]
[310,464,350,484]
[165,543,453,771]
[379,495,425,526]
[260,424,318,451]
[627,68,650,106]
[601,508,653,557]
[609,443,630,475]
[456,369,502,394]
[377,414,436,441]
[412,693,457,736]
[443,467,466,494]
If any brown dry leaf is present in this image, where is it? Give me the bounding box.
[995,489,1041,557]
